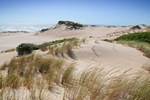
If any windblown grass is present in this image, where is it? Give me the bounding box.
[0,53,66,88]
[38,38,79,51]
[63,68,150,100]
[0,55,149,99]
[48,39,80,59]
[61,63,75,87]
[4,73,22,89]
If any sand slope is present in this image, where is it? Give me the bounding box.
[72,39,149,74]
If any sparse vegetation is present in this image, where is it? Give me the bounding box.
[63,68,150,100]
[47,38,80,59]
[115,32,150,58]
[16,38,79,55]
[117,41,150,58]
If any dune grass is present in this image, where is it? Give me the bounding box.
[115,32,150,58]
[61,63,75,87]
[0,55,149,99]
[47,39,80,59]
[63,68,150,100]
[38,38,79,51]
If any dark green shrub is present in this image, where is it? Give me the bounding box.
[74,23,83,27]
[58,21,83,29]
[16,43,39,56]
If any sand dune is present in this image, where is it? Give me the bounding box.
[73,39,149,74]
[0,24,149,71]
[38,26,130,39]
[0,23,149,100]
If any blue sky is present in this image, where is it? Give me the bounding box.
[0,0,150,25]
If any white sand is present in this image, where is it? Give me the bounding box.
[73,39,149,74]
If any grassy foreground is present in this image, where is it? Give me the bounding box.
[0,38,149,100]
[0,55,149,99]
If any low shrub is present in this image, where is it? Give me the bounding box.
[16,43,39,56]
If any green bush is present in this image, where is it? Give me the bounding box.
[115,32,150,43]
[16,43,39,56]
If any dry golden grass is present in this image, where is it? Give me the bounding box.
[47,39,80,59]
[4,73,22,89]
[0,56,149,100]
[62,67,150,100]
[61,63,75,87]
